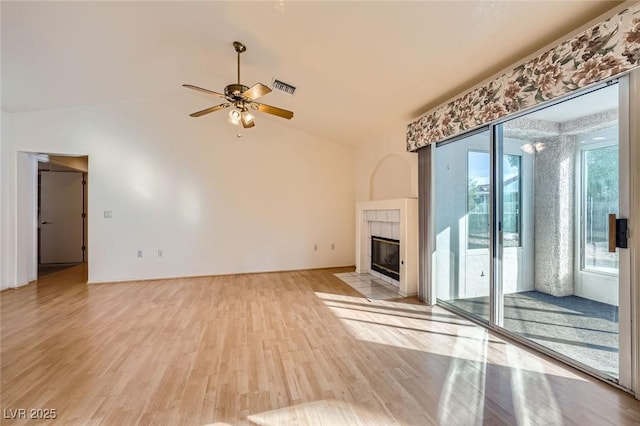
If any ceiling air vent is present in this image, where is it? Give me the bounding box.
[272,78,296,95]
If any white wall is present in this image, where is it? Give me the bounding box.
[0,113,4,286]
[1,96,355,286]
[16,153,37,285]
[1,110,14,289]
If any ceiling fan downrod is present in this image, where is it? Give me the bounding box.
[233,41,246,85]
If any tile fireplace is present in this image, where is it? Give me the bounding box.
[355,198,418,297]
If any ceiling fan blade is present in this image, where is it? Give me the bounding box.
[253,102,294,120]
[183,84,226,99]
[242,83,272,101]
[189,103,230,117]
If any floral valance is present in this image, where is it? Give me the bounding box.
[407,3,640,152]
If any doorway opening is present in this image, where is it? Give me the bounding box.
[36,154,88,278]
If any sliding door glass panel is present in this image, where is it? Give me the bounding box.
[500,84,619,378]
[435,130,491,323]
[497,140,533,329]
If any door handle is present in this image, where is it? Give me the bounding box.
[608,214,616,252]
[41,220,53,225]
[608,214,629,252]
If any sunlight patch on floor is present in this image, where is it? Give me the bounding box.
[316,291,503,362]
[315,291,589,381]
[438,328,488,425]
[246,399,399,426]
[506,344,564,425]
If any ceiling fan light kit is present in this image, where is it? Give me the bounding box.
[228,109,241,125]
[183,41,294,129]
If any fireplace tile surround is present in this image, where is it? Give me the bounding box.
[356,198,418,297]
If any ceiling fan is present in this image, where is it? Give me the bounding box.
[183,41,294,128]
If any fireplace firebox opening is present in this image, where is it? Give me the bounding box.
[371,236,400,281]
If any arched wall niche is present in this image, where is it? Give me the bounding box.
[369,154,412,201]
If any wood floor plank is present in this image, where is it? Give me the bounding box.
[2,264,640,425]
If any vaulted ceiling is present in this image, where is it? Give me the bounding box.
[1,1,623,146]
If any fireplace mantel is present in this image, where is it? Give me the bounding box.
[355,198,418,297]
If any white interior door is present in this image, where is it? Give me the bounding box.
[40,171,83,264]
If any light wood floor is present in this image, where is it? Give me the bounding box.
[2,265,640,425]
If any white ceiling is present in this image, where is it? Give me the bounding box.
[0,1,622,146]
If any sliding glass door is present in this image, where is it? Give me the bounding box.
[433,81,630,383]
[434,129,492,323]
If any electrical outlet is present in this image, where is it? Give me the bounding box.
[137,250,143,258]
[314,244,318,251]
[104,210,112,219]
[158,249,163,257]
